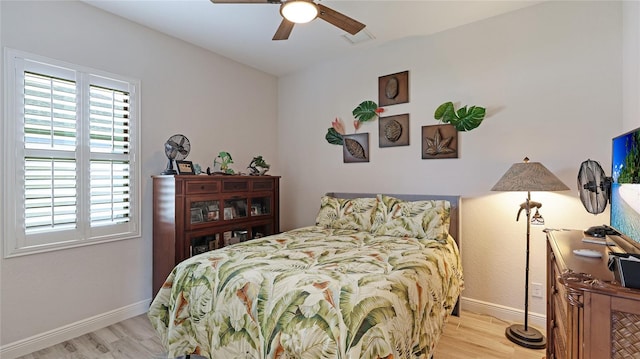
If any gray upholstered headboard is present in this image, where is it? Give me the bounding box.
[325,192,461,248]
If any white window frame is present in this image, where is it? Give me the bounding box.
[3,48,141,258]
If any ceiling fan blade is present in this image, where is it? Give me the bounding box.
[317,3,365,35]
[210,0,279,3]
[273,18,295,40]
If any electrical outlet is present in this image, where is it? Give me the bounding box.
[532,282,543,298]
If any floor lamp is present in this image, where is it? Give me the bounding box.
[491,157,569,349]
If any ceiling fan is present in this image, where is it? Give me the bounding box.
[210,0,366,41]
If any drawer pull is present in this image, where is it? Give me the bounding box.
[200,185,205,190]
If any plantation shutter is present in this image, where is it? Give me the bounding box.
[89,85,131,227]
[23,72,78,234]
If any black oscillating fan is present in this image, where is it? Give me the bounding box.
[161,134,191,175]
[577,159,616,237]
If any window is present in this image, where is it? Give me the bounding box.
[3,49,140,257]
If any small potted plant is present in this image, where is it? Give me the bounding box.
[207,151,235,175]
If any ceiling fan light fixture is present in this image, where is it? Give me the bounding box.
[280,0,318,24]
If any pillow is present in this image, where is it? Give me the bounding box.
[371,194,450,241]
[315,196,378,231]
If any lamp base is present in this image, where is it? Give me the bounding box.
[505,324,546,349]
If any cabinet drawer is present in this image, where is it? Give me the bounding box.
[222,179,249,192]
[186,181,219,194]
[252,179,274,191]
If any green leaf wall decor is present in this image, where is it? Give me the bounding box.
[352,101,379,123]
[434,101,486,131]
[325,128,344,145]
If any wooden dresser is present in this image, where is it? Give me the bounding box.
[152,175,280,295]
[546,229,640,359]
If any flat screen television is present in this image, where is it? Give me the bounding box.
[611,126,640,244]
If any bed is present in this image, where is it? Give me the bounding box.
[148,193,464,359]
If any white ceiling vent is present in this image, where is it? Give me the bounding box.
[342,29,375,45]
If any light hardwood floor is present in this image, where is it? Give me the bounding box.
[434,311,546,359]
[17,311,546,359]
[16,314,167,359]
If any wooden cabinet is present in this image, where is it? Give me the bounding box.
[546,230,640,359]
[152,175,280,295]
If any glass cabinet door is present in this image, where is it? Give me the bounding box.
[188,199,220,225]
[189,233,220,257]
[222,229,249,246]
[224,198,248,220]
[250,196,271,216]
[251,223,273,239]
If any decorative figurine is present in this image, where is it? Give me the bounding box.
[248,155,270,175]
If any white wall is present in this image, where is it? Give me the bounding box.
[277,1,628,323]
[0,1,278,355]
[624,0,640,132]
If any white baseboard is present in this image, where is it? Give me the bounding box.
[460,296,546,331]
[0,299,151,359]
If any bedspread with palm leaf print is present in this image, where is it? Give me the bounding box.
[148,226,463,359]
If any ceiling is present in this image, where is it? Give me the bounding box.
[82,0,541,77]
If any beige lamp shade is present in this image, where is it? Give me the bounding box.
[491,157,569,192]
